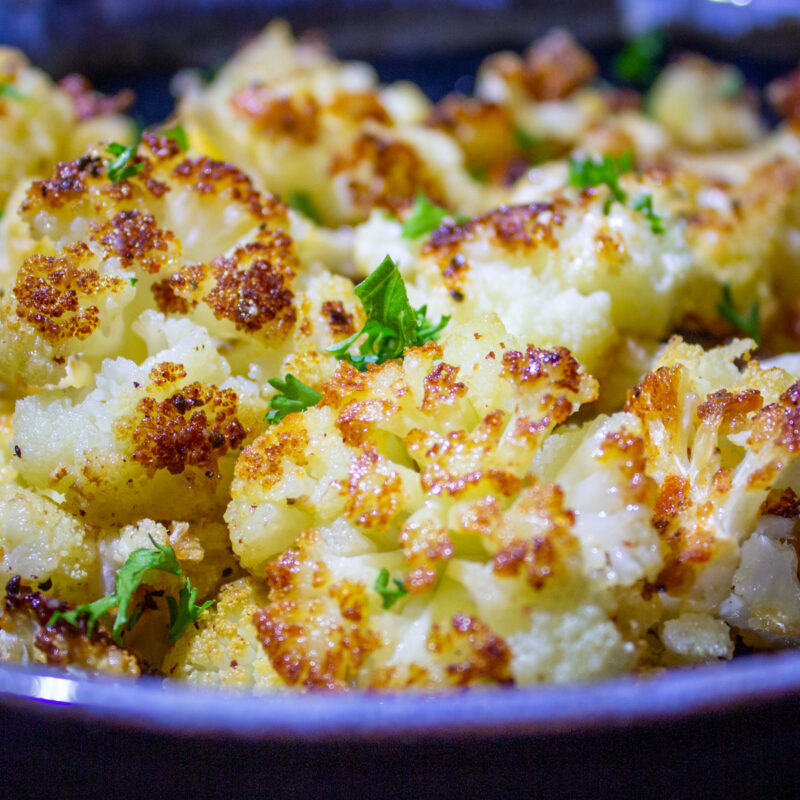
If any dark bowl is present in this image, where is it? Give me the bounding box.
[3,649,800,798]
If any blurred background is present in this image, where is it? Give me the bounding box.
[0,0,798,121]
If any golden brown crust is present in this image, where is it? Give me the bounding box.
[343,445,404,530]
[204,236,297,337]
[231,85,320,143]
[321,300,356,338]
[13,244,125,343]
[421,361,467,413]
[2,577,141,676]
[57,73,135,120]
[126,381,247,478]
[89,209,176,273]
[329,131,445,215]
[429,613,512,686]
[491,482,578,589]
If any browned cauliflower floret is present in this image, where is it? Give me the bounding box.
[649,55,764,152]
[162,576,282,689]
[225,316,659,687]
[0,485,99,604]
[0,48,135,209]
[0,131,370,388]
[0,576,140,677]
[625,338,800,617]
[176,21,482,226]
[11,313,266,527]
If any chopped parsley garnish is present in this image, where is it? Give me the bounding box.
[630,193,665,234]
[717,284,760,345]
[374,568,407,609]
[612,30,666,87]
[0,83,29,102]
[265,374,322,424]
[129,277,138,287]
[401,193,449,239]
[569,152,666,233]
[161,123,189,151]
[287,190,321,225]
[568,151,633,211]
[48,537,212,645]
[467,165,488,184]
[105,142,145,183]
[717,67,745,99]
[326,255,449,370]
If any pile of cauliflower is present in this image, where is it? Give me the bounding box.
[2,21,800,690]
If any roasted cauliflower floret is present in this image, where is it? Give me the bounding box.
[0,576,140,676]
[0,485,99,603]
[11,312,266,527]
[649,55,764,152]
[625,337,800,615]
[162,576,281,689]
[176,21,482,225]
[0,48,135,210]
[225,315,663,687]
[353,182,693,378]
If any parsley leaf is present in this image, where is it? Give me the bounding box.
[717,284,760,345]
[401,193,449,239]
[50,595,119,638]
[568,151,633,210]
[105,142,145,183]
[612,30,666,87]
[327,255,449,370]
[630,193,665,234]
[161,123,189,151]
[374,568,407,609]
[265,374,322,424]
[129,277,138,287]
[717,66,745,99]
[166,579,214,642]
[0,83,29,102]
[467,165,488,184]
[287,190,321,225]
[48,537,212,645]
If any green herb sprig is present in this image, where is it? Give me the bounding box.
[161,123,189,151]
[717,284,760,345]
[265,374,322,424]
[569,151,665,231]
[0,83,29,102]
[612,30,666,88]
[401,193,468,239]
[326,255,449,370]
[287,190,321,225]
[48,538,213,645]
[374,568,407,609]
[105,142,145,183]
[568,151,633,212]
[630,193,665,234]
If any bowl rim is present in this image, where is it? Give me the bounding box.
[2,648,800,741]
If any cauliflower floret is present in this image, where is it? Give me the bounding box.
[0,485,98,603]
[225,314,673,688]
[719,498,800,647]
[162,576,282,690]
[228,314,597,573]
[372,191,694,378]
[507,605,636,683]
[176,21,482,226]
[649,55,764,152]
[0,577,140,677]
[659,612,733,664]
[11,312,266,526]
[624,337,800,614]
